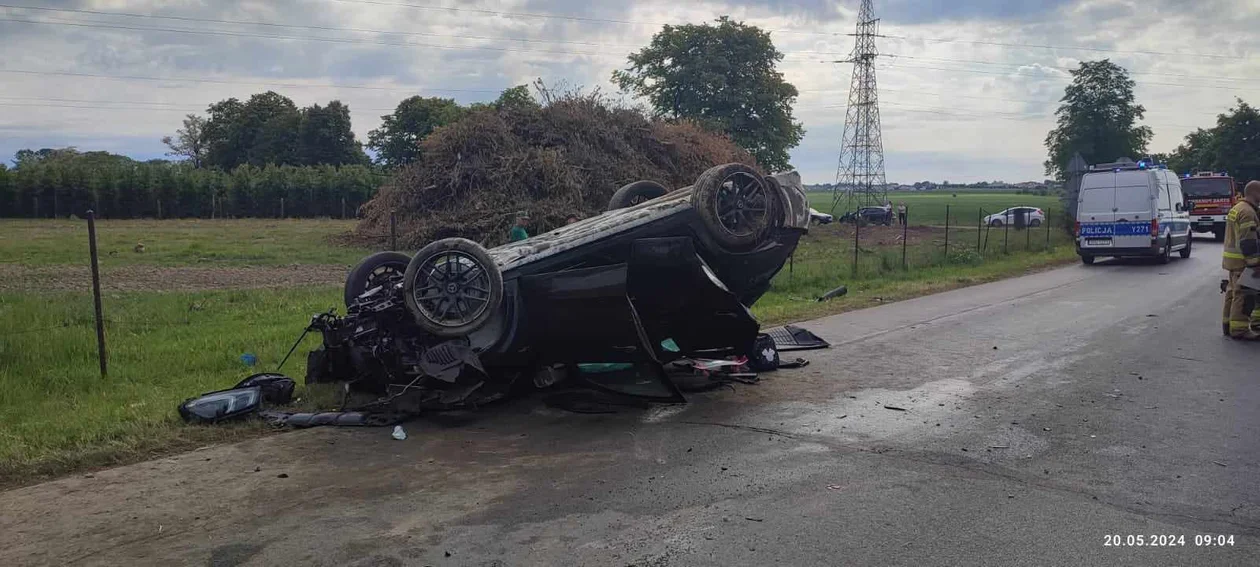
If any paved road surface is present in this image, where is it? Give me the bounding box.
[4,241,1259,566]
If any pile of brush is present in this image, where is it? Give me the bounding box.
[355,93,757,248]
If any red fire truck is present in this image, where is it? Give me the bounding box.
[1183,171,1237,241]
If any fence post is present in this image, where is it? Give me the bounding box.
[1003,215,1009,254]
[211,194,216,220]
[341,197,346,219]
[944,204,950,259]
[1046,212,1051,250]
[156,198,163,219]
[853,218,860,278]
[1026,218,1031,250]
[976,208,982,252]
[280,197,285,219]
[86,211,108,377]
[901,210,908,269]
[390,210,398,251]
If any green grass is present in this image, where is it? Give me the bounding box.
[0,218,372,268]
[0,286,341,485]
[808,192,1063,226]
[0,204,1079,486]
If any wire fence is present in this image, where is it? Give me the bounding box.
[776,205,1072,297]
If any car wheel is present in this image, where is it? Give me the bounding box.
[1158,237,1172,264]
[607,180,669,211]
[990,219,1003,227]
[690,163,772,250]
[1180,234,1193,259]
[1030,218,1042,227]
[1081,255,1095,265]
[404,238,504,338]
[344,251,412,307]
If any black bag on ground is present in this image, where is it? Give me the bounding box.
[748,333,781,372]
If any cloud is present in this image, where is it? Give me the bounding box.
[1,0,1256,182]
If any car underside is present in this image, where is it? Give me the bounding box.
[305,164,811,410]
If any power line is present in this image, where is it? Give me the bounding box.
[0,16,630,58]
[0,69,504,94]
[0,2,642,49]
[0,5,849,60]
[887,54,1260,84]
[882,34,1245,60]
[324,0,845,37]
[879,60,1255,92]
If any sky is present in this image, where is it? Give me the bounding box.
[0,0,1257,184]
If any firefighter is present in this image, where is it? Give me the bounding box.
[1223,181,1260,339]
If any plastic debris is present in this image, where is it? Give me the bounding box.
[239,353,257,367]
[392,425,407,440]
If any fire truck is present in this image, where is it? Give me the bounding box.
[1182,171,1237,241]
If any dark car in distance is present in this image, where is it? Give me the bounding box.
[306,163,812,408]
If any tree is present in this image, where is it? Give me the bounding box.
[161,114,208,167]
[1164,100,1259,183]
[298,101,370,166]
[1044,60,1152,180]
[201,91,301,169]
[612,16,804,171]
[367,96,465,168]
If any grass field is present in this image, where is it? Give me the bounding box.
[807,192,1063,226]
[0,218,372,267]
[0,195,1078,485]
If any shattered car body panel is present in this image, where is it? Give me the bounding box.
[306,166,809,409]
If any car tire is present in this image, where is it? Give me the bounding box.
[691,163,773,250]
[1180,235,1193,259]
[1030,219,1042,227]
[1158,237,1172,264]
[990,219,1003,227]
[403,238,504,338]
[1081,255,1095,265]
[344,251,412,307]
[607,180,669,211]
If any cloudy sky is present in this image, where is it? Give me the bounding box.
[1,0,1256,184]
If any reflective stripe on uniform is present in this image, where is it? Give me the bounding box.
[1224,251,1246,259]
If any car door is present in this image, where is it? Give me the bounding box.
[1113,171,1156,250]
[1166,172,1191,246]
[1077,172,1116,249]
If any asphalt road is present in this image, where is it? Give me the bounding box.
[4,240,1259,566]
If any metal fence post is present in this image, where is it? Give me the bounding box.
[390,210,398,251]
[976,208,982,252]
[156,198,162,219]
[1046,212,1052,250]
[1026,218,1031,250]
[86,211,108,377]
[341,197,346,219]
[944,204,950,259]
[1003,215,1009,254]
[901,210,908,269]
[853,218,860,278]
[280,197,286,219]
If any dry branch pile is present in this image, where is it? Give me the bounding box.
[355,94,757,247]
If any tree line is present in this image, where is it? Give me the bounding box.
[3,17,809,219]
[0,149,381,219]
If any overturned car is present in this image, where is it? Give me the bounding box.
[306,163,811,409]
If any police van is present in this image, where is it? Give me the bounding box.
[1075,160,1192,265]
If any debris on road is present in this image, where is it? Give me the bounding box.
[883,405,907,411]
[392,426,407,441]
[990,445,1009,449]
[817,284,848,302]
[1213,461,1228,467]
[744,517,764,522]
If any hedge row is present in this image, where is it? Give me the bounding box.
[0,162,385,219]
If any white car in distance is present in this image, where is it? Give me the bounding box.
[984,206,1045,227]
